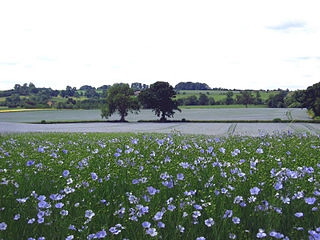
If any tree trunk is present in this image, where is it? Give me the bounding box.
[120,114,126,122]
[160,112,166,122]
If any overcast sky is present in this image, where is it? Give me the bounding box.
[1,0,320,91]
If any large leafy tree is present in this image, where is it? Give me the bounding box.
[139,81,181,121]
[240,90,254,108]
[101,83,140,122]
[301,82,320,117]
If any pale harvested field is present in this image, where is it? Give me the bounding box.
[1,108,319,136]
[1,122,320,136]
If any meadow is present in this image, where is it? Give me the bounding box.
[0,132,319,239]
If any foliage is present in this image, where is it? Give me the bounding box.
[284,90,304,108]
[239,91,254,108]
[225,91,234,105]
[0,132,319,239]
[301,82,320,117]
[139,81,181,121]
[1,81,318,111]
[101,83,140,122]
[175,81,211,90]
[198,93,209,105]
[130,82,148,91]
[267,90,289,108]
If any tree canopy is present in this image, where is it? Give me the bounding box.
[301,82,320,117]
[175,82,211,90]
[101,83,140,122]
[139,81,181,121]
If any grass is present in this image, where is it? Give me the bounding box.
[0,132,319,239]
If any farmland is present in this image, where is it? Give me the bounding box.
[0,108,310,123]
[1,108,320,136]
[0,132,319,239]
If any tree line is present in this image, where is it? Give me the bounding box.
[1,81,320,119]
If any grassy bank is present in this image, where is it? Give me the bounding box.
[0,132,319,239]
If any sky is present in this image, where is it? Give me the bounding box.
[1,0,320,91]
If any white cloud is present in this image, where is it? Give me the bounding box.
[0,0,320,90]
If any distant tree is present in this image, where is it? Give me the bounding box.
[284,90,304,108]
[5,94,21,108]
[131,82,148,91]
[101,83,140,122]
[184,95,199,105]
[61,86,77,98]
[85,88,99,99]
[28,82,38,94]
[225,91,234,105]
[239,91,254,108]
[267,90,288,108]
[79,85,95,91]
[175,82,211,90]
[97,85,110,91]
[139,81,180,121]
[208,97,215,105]
[14,83,29,95]
[198,93,209,105]
[254,91,263,105]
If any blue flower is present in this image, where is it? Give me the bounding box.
[168,204,176,211]
[146,227,157,237]
[305,197,316,205]
[256,229,267,238]
[60,210,68,216]
[95,229,107,238]
[142,221,151,228]
[232,217,240,224]
[269,231,284,239]
[0,222,7,231]
[177,173,184,180]
[13,214,20,220]
[256,148,264,154]
[109,224,124,235]
[250,186,260,195]
[147,186,159,195]
[274,182,283,190]
[85,210,95,219]
[204,218,215,227]
[223,210,233,218]
[177,225,185,233]
[26,160,35,166]
[294,212,304,218]
[38,201,51,209]
[153,210,165,221]
[91,172,98,181]
[62,170,70,177]
[157,222,165,228]
[55,202,64,208]
[38,147,45,153]
[193,204,202,210]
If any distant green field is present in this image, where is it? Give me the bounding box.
[175,90,279,102]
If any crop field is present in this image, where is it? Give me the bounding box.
[0,132,319,239]
[0,108,311,123]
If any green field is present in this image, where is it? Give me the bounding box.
[0,132,319,239]
[175,89,278,103]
